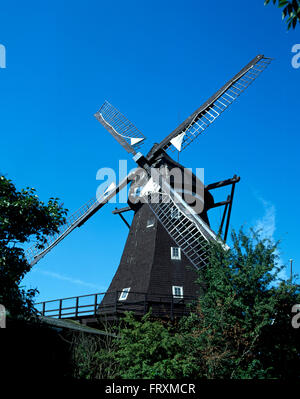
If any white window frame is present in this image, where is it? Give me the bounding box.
[171,246,181,260]
[146,219,155,228]
[172,286,183,298]
[119,287,131,301]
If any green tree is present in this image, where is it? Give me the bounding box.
[110,312,197,379]
[265,0,300,29]
[70,324,121,379]
[0,175,67,320]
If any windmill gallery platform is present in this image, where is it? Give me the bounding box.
[35,290,197,327]
[29,55,272,328]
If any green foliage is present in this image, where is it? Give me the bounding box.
[70,327,121,379]
[112,312,197,379]
[179,229,300,378]
[264,0,300,29]
[71,228,300,379]
[0,175,67,319]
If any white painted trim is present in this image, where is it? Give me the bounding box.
[171,247,181,260]
[119,287,131,301]
[172,286,183,298]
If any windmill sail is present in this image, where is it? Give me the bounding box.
[94,101,146,155]
[143,169,228,270]
[148,55,272,157]
[26,172,136,266]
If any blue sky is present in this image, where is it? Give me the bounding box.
[1,1,299,302]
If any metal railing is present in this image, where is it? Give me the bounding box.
[35,291,196,320]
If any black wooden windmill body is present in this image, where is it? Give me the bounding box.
[27,55,272,319]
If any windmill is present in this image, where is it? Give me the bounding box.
[27,54,272,319]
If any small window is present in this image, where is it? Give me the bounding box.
[171,247,181,260]
[170,207,180,220]
[119,287,130,301]
[172,286,183,298]
[147,219,155,228]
